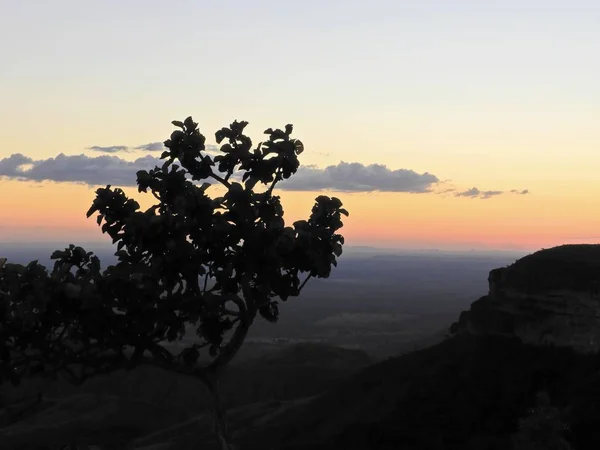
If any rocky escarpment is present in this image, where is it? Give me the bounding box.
[450,244,600,353]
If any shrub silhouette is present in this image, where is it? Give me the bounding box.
[512,391,573,450]
[0,117,348,449]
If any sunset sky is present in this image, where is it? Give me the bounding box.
[1,0,599,251]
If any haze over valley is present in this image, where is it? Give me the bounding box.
[1,243,526,360]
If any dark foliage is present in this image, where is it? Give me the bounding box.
[0,117,348,449]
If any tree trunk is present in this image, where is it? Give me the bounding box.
[204,375,234,450]
[202,311,255,449]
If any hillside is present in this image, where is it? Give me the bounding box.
[95,335,600,450]
[452,244,600,353]
[235,335,600,450]
[0,343,372,449]
[5,245,600,449]
[231,245,600,449]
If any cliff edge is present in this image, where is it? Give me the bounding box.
[450,244,600,353]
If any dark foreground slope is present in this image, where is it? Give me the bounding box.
[236,335,600,450]
[8,320,597,449]
[192,245,600,449]
[0,343,372,449]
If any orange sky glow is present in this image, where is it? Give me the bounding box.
[2,178,600,252]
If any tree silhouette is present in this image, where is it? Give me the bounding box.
[0,117,348,449]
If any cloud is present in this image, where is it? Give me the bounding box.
[279,162,439,193]
[480,190,504,199]
[0,153,33,175]
[455,187,503,199]
[455,187,484,198]
[454,187,529,199]
[87,145,130,153]
[133,142,221,155]
[0,153,526,199]
[134,142,165,152]
[0,155,439,192]
[0,153,160,186]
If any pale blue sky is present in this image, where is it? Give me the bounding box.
[1,0,598,181]
[1,0,599,249]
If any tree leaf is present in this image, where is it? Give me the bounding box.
[183,116,196,131]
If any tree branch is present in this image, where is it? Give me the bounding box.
[209,172,231,189]
[265,169,282,197]
[206,309,256,377]
[299,274,312,293]
[203,271,210,294]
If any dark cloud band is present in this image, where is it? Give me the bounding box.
[134,142,164,152]
[90,142,221,154]
[87,145,130,153]
[0,153,160,186]
[454,187,530,199]
[279,162,438,193]
[0,153,525,197]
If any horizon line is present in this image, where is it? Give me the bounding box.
[0,240,549,255]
